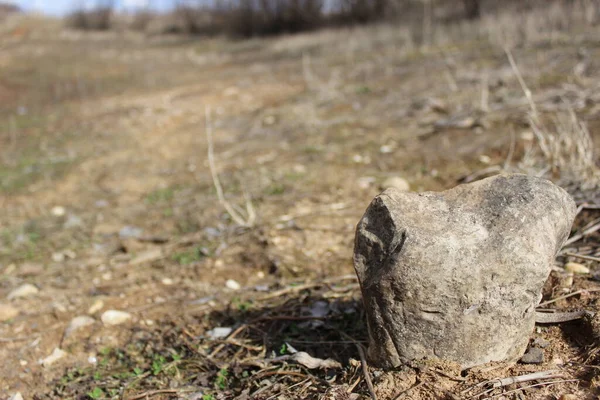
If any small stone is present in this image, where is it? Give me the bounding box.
[51,253,65,262]
[8,393,23,400]
[40,348,67,367]
[66,316,95,336]
[0,304,19,321]
[161,278,174,285]
[119,226,143,239]
[19,360,27,366]
[88,299,104,314]
[381,177,410,192]
[263,115,276,125]
[520,131,534,141]
[532,337,550,348]
[357,176,376,190]
[310,301,330,318]
[380,145,394,154]
[51,206,66,216]
[18,262,43,276]
[8,283,39,300]
[64,214,83,228]
[559,395,578,400]
[95,199,109,208]
[565,262,589,274]
[520,347,544,364]
[207,327,232,339]
[101,310,132,326]
[225,279,241,290]
[479,155,491,164]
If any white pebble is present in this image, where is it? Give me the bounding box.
[88,299,104,314]
[381,177,410,192]
[225,279,241,290]
[51,206,66,217]
[101,310,132,326]
[8,284,39,300]
[66,316,95,336]
[8,393,23,400]
[207,327,232,339]
[51,253,65,262]
[161,278,174,285]
[379,145,394,154]
[40,348,67,367]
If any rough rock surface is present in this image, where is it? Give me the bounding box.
[353,174,576,369]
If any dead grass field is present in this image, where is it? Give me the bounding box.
[1,3,600,399]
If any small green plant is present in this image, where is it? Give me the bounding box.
[202,395,215,400]
[279,343,287,355]
[151,355,166,376]
[99,347,112,356]
[146,187,175,204]
[232,297,252,312]
[172,247,204,265]
[133,367,143,376]
[355,85,371,94]
[215,367,228,390]
[265,183,285,195]
[87,387,104,399]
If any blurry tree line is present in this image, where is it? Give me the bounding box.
[67,0,597,37]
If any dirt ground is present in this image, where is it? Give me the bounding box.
[1,5,600,400]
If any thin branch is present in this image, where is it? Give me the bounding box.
[487,379,578,399]
[126,389,185,400]
[505,46,538,119]
[564,252,600,263]
[357,343,377,400]
[538,288,600,307]
[204,105,255,228]
[504,129,516,170]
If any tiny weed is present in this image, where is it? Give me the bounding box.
[146,187,175,204]
[265,183,285,195]
[215,367,228,390]
[87,387,104,399]
[151,355,166,376]
[172,246,205,265]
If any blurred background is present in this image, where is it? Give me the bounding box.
[1,1,600,399]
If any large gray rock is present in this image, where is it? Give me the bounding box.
[353,174,575,369]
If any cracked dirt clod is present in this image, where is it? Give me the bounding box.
[354,174,576,369]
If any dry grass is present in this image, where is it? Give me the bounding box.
[1,2,600,399]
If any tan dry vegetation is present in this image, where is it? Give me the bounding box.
[0,2,600,399]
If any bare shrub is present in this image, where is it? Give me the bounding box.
[129,10,154,32]
[67,1,114,31]
[224,0,325,38]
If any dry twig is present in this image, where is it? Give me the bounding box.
[204,105,256,228]
[538,288,600,307]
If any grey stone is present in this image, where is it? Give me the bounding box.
[532,337,550,348]
[520,347,544,364]
[353,174,575,369]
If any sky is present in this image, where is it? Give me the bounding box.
[5,0,176,15]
